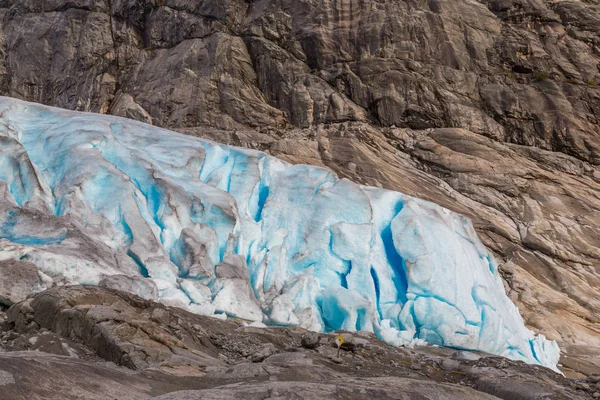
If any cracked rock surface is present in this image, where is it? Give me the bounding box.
[0,285,596,399]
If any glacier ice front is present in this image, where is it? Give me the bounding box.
[0,97,560,371]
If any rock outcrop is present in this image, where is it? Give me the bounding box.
[0,260,40,306]
[0,286,597,399]
[0,0,598,377]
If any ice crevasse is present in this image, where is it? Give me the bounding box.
[0,98,560,371]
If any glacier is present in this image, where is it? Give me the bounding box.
[0,97,560,371]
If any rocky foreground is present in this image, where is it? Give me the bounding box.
[0,285,596,399]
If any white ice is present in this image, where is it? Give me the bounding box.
[0,98,560,371]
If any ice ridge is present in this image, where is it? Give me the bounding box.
[0,98,560,371]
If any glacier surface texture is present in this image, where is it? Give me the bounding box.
[0,98,559,370]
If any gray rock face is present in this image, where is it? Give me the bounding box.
[98,274,159,301]
[7,285,227,372]
[0,0,598,378]
[0,351,227,400]
[1,286,596,400]
[152,380,502,400]
[1,0,598,161]
[0,260,39,306]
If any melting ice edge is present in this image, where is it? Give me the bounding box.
[0,98,560,371]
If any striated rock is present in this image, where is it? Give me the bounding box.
[151,379,501,400]
[109,92,153,124]
[0,285,595,400]
[6,285,228,373]
[0,352,206,400]
[0,0,597,162]
[98,274,159,301]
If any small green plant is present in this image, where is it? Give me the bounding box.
[587,79,598,87]
[534,71,550,81]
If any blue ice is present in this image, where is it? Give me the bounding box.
[0,97,560,372]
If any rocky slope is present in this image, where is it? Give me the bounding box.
[0,0,598,377]
[0,285,597,399]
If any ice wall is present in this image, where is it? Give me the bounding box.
[0,98,560,371]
